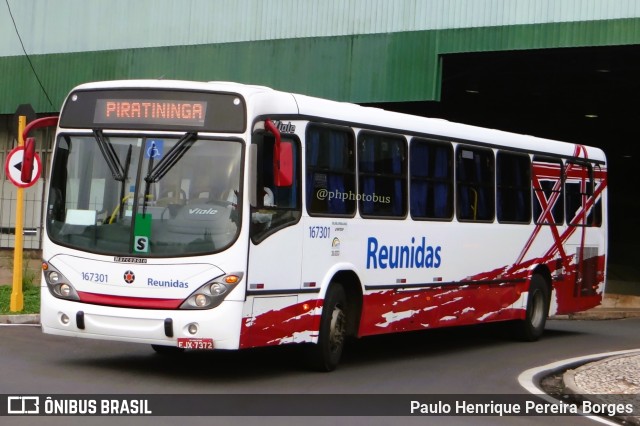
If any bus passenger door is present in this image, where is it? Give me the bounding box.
[247,130,303,293]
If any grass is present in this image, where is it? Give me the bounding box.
[0,250,42,315]
[0,284,40,315]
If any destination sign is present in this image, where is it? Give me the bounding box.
[60,88,246,133]
[95,99,207,127]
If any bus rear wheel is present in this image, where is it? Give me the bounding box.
[513,274,550,342]
[307,283,348,372]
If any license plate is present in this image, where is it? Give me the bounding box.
[177,338,214,350]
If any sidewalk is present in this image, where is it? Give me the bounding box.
[557,287,640,424]
[564,351,640,425]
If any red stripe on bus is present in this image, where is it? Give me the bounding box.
[77,291,183,309]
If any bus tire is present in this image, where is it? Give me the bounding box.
[307,283,348,372]
[513,274,549,342]
[151,344,185,355]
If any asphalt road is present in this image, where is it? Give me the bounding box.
[1,318,638,426]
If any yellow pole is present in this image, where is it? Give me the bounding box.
[10,115,26,312]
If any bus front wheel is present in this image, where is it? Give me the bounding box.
[307,283,348,372]
[513,274,550,342]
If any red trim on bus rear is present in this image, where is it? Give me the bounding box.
[77,291,183,309]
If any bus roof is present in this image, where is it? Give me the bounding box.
[69,79,606,162]
[285,92,605,163]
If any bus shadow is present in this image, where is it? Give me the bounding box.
[61,322,584,382]
[341,322,580,367]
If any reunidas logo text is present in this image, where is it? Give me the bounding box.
[366,236,442,269]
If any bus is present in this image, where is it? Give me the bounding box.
[39,80,607,371]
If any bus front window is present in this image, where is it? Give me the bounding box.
[47,134,243,256]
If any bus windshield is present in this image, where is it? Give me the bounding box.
[47,133,242,257]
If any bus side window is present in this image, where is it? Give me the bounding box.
[358,132,407,218]
[306,124,356,216]
[496,151,531,224]
[565,162,594,226]
[250,132,301,243]
[532,157,564,225]
[410,138,453,220]
[456,146,495,222]
[591,164,603,227]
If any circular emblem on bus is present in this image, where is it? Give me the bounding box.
[123,270,135,284]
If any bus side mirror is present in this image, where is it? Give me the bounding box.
[20,115,59,183]
[21,137,36,183]
[265,119,293,188]
[274,141,293,187]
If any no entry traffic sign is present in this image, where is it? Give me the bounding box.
[4,145,42,188]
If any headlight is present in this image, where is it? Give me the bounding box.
[179,273,243,310]
[43,263,80,301]
[210,283,227,296]
[194,294,209,307]
[59,283,72,297]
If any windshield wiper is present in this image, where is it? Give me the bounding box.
[142,132,197,215]
[93,129,125,181]
[145,132,197,184]
[93,130,134,221]
[117,145,133,220]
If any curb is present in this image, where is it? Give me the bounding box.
[552,310,640,320]
[0,314,40,325]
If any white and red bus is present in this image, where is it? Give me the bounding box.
[39,80,607,371]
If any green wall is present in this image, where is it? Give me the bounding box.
[2,17,640,113]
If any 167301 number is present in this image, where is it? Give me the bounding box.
[81,272,109,283]
[309,226,330,239]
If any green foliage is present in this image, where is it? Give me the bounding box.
[0,284,40,315]
[22,266,37,287]
[0,250,41,314]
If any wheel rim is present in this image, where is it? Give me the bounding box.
[328,304,346,354]
[530,290,545,329]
